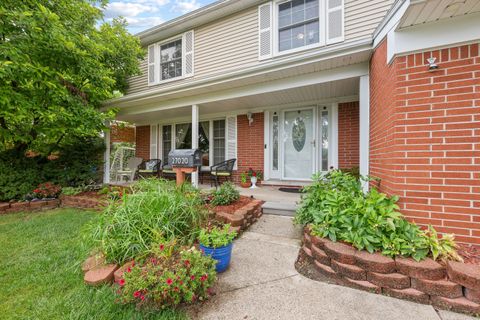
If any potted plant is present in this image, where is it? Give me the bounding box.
[248,168,259,188]
[240,172,251,188]
[256,170,263,186]
[199,224,237,273]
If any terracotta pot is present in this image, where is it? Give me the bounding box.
[240,182,251,188]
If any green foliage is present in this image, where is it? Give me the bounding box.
[296,170,461,262]
[198,224,237,248]
[119,240,217,309]
[240,172,249,184]
[61,186,83,196]
[0,136,104,201]
[210,182,240,206]
[88,179,208,264]
[0,0,144,155]
[32,182,61,199]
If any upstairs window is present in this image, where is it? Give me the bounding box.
[160,39,182,81]
[148,30,194,85]
[278,0,319,52]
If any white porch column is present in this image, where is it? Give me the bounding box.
[103,126,111,184]
[359,75,370,192]
[191,104,199,188]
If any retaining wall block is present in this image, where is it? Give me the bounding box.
[447,261,480,290]
[323,241,356,265]
[331,260,367,281]
[431,296,480,315]
[355,250,396,274]
[395,257,446,280]
[343,277,381,294]
[367,272,411,290]
[383,287,430,304]
[411,278,463,299]
[311,244,331,266]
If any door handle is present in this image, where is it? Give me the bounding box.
[311,140,316,147]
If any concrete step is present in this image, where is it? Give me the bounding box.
[262,201,297,216]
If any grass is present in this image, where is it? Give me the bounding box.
[0,208,188,320]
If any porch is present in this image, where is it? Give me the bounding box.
[105,61,371,189]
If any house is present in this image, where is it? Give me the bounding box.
[105,0,480,245]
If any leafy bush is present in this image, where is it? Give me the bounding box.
[118,240,216,310]
[296,170,461,262]
[88,179,207,264]
[210,182,240,206]
[199,224,237,248]
[61,186,83,196]
[32,182,62,199]
[0,137,104,201]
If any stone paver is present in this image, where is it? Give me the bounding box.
[189,215,477,320]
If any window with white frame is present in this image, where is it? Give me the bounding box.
[148,30,194,85]
[278,0,320,52]
[160,39,182,80]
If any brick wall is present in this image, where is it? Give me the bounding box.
[236,113,264,179]
[370,39,480,245]
[135,125,150,160]
[338,102,360,169]
[110,125,135,144]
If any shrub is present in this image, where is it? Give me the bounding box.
[198,224,237,248]
[210,182,240,206]
[88,179,207,264]
[61,186,83,196]
[118,240,217,310]
[32,182,62,199]
[296,170,461,262]
[0,137,104,201]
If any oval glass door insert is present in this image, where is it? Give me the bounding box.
[292,117,306,152]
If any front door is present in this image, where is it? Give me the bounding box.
[282,108,315,180]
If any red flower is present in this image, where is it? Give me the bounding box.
[200,274,208,282]
[140,295,145,301]
[166,278,173,285]
[133,291,141,298]
[184,260,190,267]
[190,275,195,281]
[179,280,183,285]
[118,279,125,286]
[159,244,165,250]
[126,267,131,273]
[252,172,257,177]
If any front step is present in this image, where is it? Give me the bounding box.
[262,201,297,216]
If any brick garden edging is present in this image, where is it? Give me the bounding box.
[60,195,106,210]
[298,227,480,316]
[213,199,263,235]
[0,199,60,214]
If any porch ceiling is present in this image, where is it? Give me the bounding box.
[119,77,360,124]
[398,0,480,29]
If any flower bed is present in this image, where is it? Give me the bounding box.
[297,227,480,315]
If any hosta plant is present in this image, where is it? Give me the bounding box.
[199,224,237,248]
[117,240,217,309]
[297,170,461,262]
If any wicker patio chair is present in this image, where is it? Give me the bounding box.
[210,158,236,188]
[136,159,162,179]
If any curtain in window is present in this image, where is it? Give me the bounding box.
[199,121,210,166]
[175,123,191,149]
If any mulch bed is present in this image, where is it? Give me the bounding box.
[210,196,253,214]
[457,244,480,266]
[75,191,106,200]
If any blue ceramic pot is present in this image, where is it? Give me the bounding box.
[199,242,233,273]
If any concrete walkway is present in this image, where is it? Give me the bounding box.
[189,215,476,320]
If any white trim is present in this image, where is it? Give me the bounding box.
[359,75,370,192]
[272,0,327,57]
[386,12,480,63]
[103,128,111,184]
[106,39,372,108]
[372,0,409,49]
[120,63,368,116]
[191,104,199,187]
[263,110,270,180]
[330,102,339,169]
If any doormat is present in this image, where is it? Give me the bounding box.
[278,187,302,193]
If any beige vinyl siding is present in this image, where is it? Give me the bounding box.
[126,1,394,96]
[345,0,394,41]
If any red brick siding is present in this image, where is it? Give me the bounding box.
[135,125,150,160]
[338,102,360,169]
[370,39,480,245]
[236,113,264,180]
[110,125,135,144]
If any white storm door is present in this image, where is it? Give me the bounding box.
[282,108,315,180]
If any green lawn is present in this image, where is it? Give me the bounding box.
[0,209,187,320]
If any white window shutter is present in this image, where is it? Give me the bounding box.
[326,0,344,44]
[150,124,158,159]
[226,116,237,170]
[183,30,194,77]
[147,44,158,85]
[258,2,273,60]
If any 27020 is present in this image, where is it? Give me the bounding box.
[171,157,189,165]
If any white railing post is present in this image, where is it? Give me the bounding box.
[191,104,199,188]
[103,126,111,184]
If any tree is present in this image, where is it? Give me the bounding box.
[0,0,144,155]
